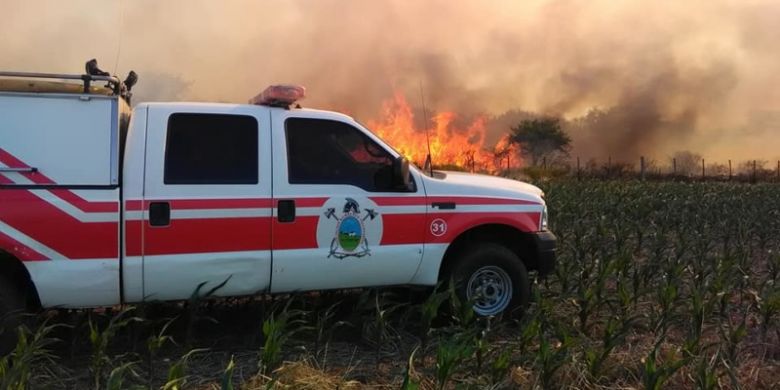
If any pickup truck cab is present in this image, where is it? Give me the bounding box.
[0,70,555,335]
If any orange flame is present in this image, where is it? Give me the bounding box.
[366,92,521,173]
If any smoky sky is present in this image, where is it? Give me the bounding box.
[1,0,778,162]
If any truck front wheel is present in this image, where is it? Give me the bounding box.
[450,243,530,317]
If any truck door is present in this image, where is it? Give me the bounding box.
[269,111,426,292]
[140,106,273,301]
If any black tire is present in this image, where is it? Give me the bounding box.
[449,243,530,318]
[0,274,27,355]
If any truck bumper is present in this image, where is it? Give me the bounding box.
[532,230,557,277]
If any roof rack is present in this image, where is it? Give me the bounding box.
[0,59,138,103]
[0,71,122,95]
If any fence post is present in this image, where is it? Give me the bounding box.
[640,156,646,181]
[753,160,757,183]
[701,158,705,180]
[577,156,581,180]
[728,159,732,181]
[672,158,677,176]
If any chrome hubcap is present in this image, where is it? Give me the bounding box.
[466,265,513,316]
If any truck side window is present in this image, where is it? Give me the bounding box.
[285,118,399,192]
[164,113,259,185]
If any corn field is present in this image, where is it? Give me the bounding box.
[2,180,779,389]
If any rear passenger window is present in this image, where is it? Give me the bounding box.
[164,113,258,185]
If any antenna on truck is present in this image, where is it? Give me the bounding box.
[419,81,434,176]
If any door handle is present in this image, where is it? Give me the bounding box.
[278,200,296,223]
[148,202,170,226]
[432,202,456,210]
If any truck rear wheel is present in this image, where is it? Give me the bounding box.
[0,275,27,355]
[450,243,530,317]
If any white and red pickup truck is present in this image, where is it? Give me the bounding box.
[0,68,555,330]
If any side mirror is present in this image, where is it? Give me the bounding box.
[392,156,411,190]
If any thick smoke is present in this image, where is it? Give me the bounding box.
[1,0,778,161]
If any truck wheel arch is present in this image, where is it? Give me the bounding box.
[438,223,539,282]
[0,250,42,311]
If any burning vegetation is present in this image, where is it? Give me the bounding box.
[367,92,520,173]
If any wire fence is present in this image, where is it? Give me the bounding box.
[512,157,780,183]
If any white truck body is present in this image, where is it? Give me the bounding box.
[0,74,555,313]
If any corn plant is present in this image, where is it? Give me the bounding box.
[0,320,62,390]
[641,343,689,390]
[518,314,541,356]
[360,290,406,370]
[259,299,309,375]
[693,354,718,390]
[717,304,749,375]
[534,324,574,389]
[312,300,351,368]
[162,348,206,390]
[220,355,236,390]
[419,283,449,349]
[435,335,474,390]
[584,313,635,381]
[489,348,512,385]
[473,324,490,373]
[146,317,177,387]
[651,275,680,337]
[446,279,475,327]
[88,307,142,389]
[758,283,780,340]
[401,347,420,390]
[184,277,231,347]
[105,361,141,390]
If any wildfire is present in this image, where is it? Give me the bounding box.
[366,92,520,173]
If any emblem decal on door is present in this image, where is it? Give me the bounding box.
[324,198,378,259]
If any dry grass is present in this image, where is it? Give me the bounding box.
[239,360,362,390]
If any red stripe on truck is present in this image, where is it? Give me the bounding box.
[125,199,275,210]
[290,198,329,208]
[48,189,118,212]
[0,148,118,213]
[272,216,319,250]
[0,230,49,261]
[0,188,118,259]
[370,196,539,206]
[170,198,274,209]
[141,217,272,255]
[428,196,539,205]
[0,148,31,170]
[125,198,326,211]
[125,220,143,257]
[425,212,541,243]
[381,211,540,245]
[125,200,144,211]
[380,213,428,245]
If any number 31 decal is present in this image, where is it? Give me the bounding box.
[430,218,448,237]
